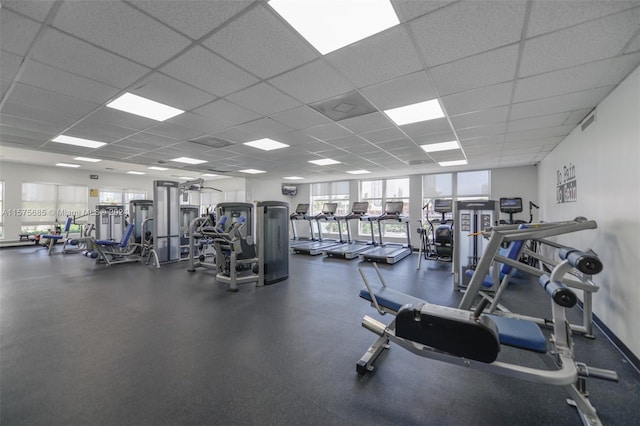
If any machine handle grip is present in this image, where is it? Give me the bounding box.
[539,275,577,308]
[558,247,603,275]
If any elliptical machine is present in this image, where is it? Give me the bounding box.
[417,199,454,269]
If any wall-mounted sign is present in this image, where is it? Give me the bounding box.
[90,174,99,179]
[556,163,577,204]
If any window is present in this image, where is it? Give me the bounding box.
[457,170,490,198]
[100,189,148,214]
[360,178,409,238]
[21,183,88,235]
[422,173,453,223]
[311,181,349,237]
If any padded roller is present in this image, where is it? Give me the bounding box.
[538,275,577,307]
[558,247,603,275]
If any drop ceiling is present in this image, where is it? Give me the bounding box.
[1,0,639,182]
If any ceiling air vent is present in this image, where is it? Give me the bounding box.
[310,91,377,121]
[188,136,235,149]
[581,111,596,131]
[408,159,434,166]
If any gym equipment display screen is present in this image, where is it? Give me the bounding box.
[434,199,452,213]
[500,197,523,213]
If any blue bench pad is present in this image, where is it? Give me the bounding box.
[42,235,63,240]
[361,287,547,353]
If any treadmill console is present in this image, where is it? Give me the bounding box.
[384,201,404,215]
[499,197,523,214]
[434,199,453,214]
[351,201,369,215]
[295,204,309,214]
[322,203,338,215]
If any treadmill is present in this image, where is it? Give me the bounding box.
[291,203,343,256]
[289,203,314,247]
[324,201,373,259]
[359,201,412,264]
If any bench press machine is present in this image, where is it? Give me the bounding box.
[357,252,617,425]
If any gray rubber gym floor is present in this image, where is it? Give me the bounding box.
[1,246,639,426]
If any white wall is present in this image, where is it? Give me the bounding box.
[538,66,640,358]
[491,166,539,224]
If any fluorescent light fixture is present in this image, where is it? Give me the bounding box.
[127,171,146,175]
[170,157,207,165]
[179,176,195,180]
[201,173,219,177]
[269,0,399,55]
[346,170,371,175]
[51,135,107,149]
[439,160,468,167]
[308,158,341,166]
[384,99,445,126]
[73,156,102,162]
[283,176,304,180]
[420,141,460,153]
[239,169,266,174]
[56,162,81,168]
[106,92,184,121]
[243,138,289,151]
[148,166,169,171]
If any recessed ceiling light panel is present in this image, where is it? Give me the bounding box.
[170,157,208,165]
[346,170,371,175]
[239,169,266,174]
[283,176,304,180]
[243,138,290,151]
[308,158,341,166]
[420,141,460,153]
[148,166,169,171]
[106,92,184,121]
[269,0,399,55]
[56,163,81,168]
[384,99,445,126]
[439,160,468,167]
[73,157,102,162]
[127,171,146,175]
[51,135,107,149]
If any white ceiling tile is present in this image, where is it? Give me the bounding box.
[130,72,215,111]
[563,109,593,126]
[303,123,353,141]
[268,59,354,104]
[0,124,56,142]
[456,123,507,140]
[126,132,180,147]
[131,0,254,40]
[519,9,640,77]
[1,0,55,22]
[339,112,394,134]
[271,131,318,147]
[165,112,228,135]
[325,27,423,88]
[0,78,10,100]
[7,83,99,119]
[400,117,453,138]
[327,135,368,149]
[86,107,157,131]
[211,126,260,144]
[360,71,438,110]
[360,127,406,144]
[410,0,526,66]
[161,45,258,97]
[225,83,301,116]
[527,1,639,38]
[450,106,510,128]
[0,8,41,56]
[374,138,416,150]
[510,86,614,120]
[270,106,332,130]
[1,101,81,130]
[504,125,576,143]
[515,53,640,102]
[623,32,640,54]
[441,82,513,116]
[413,130,459,144]
[202,4,318,79]
[193,99,262,126]
[64,120,138,142]
[391,0,456,23]
[1,50,24,81]
[233,118,293,139]
[51,1,191,68]
[18,60,120,105]
[0,114,66,135]
[30,28,151,89]
[144,123,207,141]
[508,113,571,133]
[429,44,519,96]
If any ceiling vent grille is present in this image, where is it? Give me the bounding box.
[581,111,596,131]
[188,136,235,149]
[310,91,377,121]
